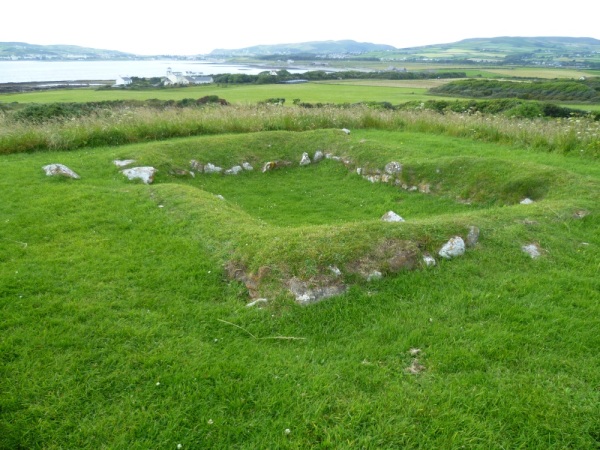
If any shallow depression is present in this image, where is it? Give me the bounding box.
[186,160,484,227]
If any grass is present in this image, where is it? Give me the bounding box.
[1,100,599,448]
[0,82,446,105]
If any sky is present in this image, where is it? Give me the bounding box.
[3,0,599,55]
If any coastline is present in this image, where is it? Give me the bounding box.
[0,80,113,94]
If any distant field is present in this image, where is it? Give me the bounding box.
[314,79,453,89]
[482,67,594,79]
[0,82,449,105]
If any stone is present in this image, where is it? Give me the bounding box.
[520,198,534,205]
[367,270,383,281]
[466,226,480,247]
[190,160,204,172]
[288,278,347,305]
[42,163,80,179]
[422,254,436,267]
[438,236,466,259]
[225,165,243,175]
[113,159,135,167]
[418,183,431,194]
[384,161,402,175]
[381,211,405,222]
[329,265,342,276]
[204,163,223,174]
[341,128,351,134]
[121,166,157,184]
[246,298,268,307]
[313,150,324,162]
[364,174,381,183]
[522,243,542,259]
[242,162,254,171]
[299,152,311,166]
[262,160,291,172]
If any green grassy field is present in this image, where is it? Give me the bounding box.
[1,83,599,448]
[0,82,445,105]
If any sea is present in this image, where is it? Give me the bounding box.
[0,60,308,84]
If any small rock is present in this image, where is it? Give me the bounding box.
[466,226,480,247]
[329,265,342,276]
[422,254,436,267]
[381,211,405,223]
[216,194,225,200]
[242,162,254,171]
[313,150,324,162]
[522,243,542,259]
[288,278,347,305]
[438,236,466,259]
[204,163,223,174]
[341,128,350,134]
[367,270,383,281]
[246,298,268,307]
[364,174,381,183]
[113,159,135,167]
[42,163,80,179]
[299,152,311,166]
[225,165,243,175]
[520,198,534,205]
[121,166,156,184]
[384,161,402,175]
[409,348,421,356]
[190,160,204,172]
[418,183,431,194]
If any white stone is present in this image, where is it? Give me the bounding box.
[341,128,350,134]
[367,270,383,281]
[522,243,542,258]
[438,236,466,259]
[520,198,534,205]
[313,150,324,162]
[113,159,136,167]
[384,161,402,175]
[204,163,223,174]
[381,211,405,222]
[225,165,243,175]
[242,162,254,171]
[299,152,311,166]
[120,166,156,184]
[423,254,436,266]
[329,265,342,276]
[42,163,80,179]
[246,298,268,307]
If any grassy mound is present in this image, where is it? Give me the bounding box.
[1,127,598,448]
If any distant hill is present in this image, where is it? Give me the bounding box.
[209,40,397,56]
[0,42,136,60]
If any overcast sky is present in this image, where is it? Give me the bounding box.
[3,0,599,55]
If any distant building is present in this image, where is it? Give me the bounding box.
[164,67,213,86]
[115,76,132,86]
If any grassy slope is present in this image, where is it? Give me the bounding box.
[1,127,598,448]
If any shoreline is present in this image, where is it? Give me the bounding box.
[0,80,113,94]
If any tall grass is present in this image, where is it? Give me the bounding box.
[1,105,599,157]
